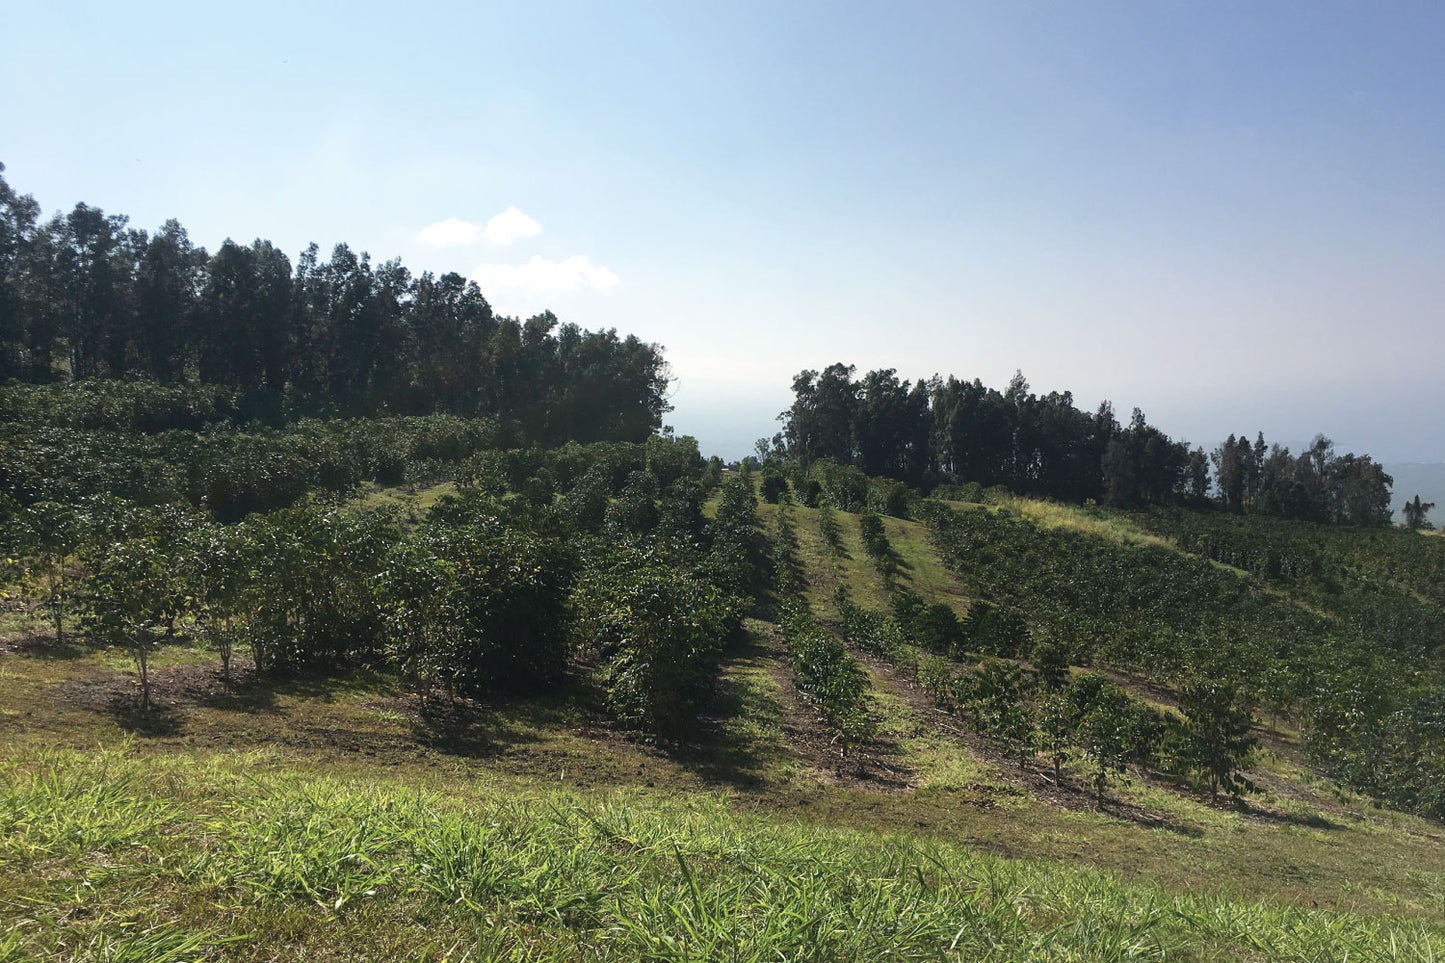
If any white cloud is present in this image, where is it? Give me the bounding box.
[416,207,542,247]
[416,217,480,246]
[471,255,620,297]
[480,206,542,245]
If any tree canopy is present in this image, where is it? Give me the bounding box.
[0,164,669,445]
[777,363,1392,525]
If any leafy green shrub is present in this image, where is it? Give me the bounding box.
[82,536,187,708]
[759,470,788,504]
[231,507,397,674]
[963,603,1030,659]
[816,503,844,555]
[810,459,869,513]
[838,601,904,658]
[559,464,612,530]
[706,473,769,601]
[917,655,956,709]
[379,514,575,699]
[604,469,660,534]
[574,545,741,735]
[1037,691,1076,783]
[1031,640,1070,690]
[1067,674,1136,802]
[1172,679,1258,800]
[915,603,964,655]
[866,478,912,518]
[770,501,806,597]
[858,512,888,559]
[778,603,875,757]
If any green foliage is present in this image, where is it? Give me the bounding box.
[0,411,501,519]
[1071,678,1136,803]
[866,477,913,518]
[1037,691,1076,783]
[795,476,822,507]
[658,476,707,546]
[559,462,612,530]
[858,511,887,557]
[0,379,251,433]
[769,499,806,597]
[1172,678,1258,800]
[810,458,870,513]
[379,513,575,699]
[964,658,1040,770]
[917,654,957,709]
[759,463,788,504]
[1031,640,1070,690]
[574,544,741,735]
[915,603,965,655]
[81,537,185,708]
[958,600,1030,658]
[706,472,769,602]
[971,658,1032,728]
[604,468,660,535]
[230,507,398,674]
[778,603,875,757]
[15,500,83,642]
[816,502,844,554]
[837,600,904,658]
[886,590,962,655]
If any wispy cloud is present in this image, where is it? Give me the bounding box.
[471,255,619,296]
[416,207,542,246]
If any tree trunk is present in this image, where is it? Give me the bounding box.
[49,569,63,643]
[138,646,150,710]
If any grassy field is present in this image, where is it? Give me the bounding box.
[4,742,1445,962]
[5,491,1445,959]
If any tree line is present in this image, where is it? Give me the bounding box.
[770,363,1393,525]
[0,164,668,443]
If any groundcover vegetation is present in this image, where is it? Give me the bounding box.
[3,745,1444,962]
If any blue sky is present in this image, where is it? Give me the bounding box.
[4,1,1443,461]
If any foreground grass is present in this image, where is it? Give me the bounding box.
[4,745,1444,962]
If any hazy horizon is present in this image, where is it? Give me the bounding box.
[5,2,1441,463]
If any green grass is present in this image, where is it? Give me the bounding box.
[5,743,1445,962]
[7,560,1445,957]
[350,481,457,515]
[758,502,885,614]
[866,671,1006,794]
[994,497,1178,553]
[879,514,972,612]
[759,501,969,619]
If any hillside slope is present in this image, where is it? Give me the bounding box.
[7,484,1445,959]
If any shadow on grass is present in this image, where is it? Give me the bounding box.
[193,671,281,714]
[1105,801,1208,838]
[663,629,794,791]
[107,698,184,737]
[410,695,552,759]
[1236,799,1342,831]
[11,633,91,661]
